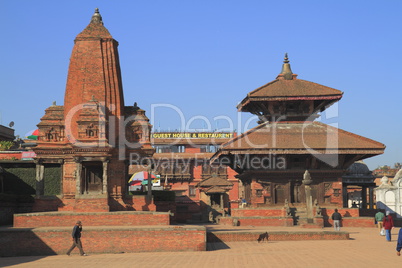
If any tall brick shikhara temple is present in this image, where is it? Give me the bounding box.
[34,9,154,212]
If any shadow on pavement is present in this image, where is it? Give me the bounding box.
[207,242,231,251]
[0,255,48,267]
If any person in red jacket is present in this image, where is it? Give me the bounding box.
[383,211,394,242]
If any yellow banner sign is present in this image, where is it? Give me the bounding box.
[151,132,234,139]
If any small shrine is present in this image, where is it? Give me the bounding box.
[342,161,376,209]
[375,169,402,217]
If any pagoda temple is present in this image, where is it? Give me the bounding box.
[33,9,154,212]
[211,54,385,208]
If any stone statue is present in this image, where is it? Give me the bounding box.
[380,176,389,186]
[314,199,322,216]
[392,169,402,184]
[302,170,312,185]
[284,199,291,216]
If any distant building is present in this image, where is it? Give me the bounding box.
[0,125,14,141]
[150,132,239,222]
[373,164,401,185]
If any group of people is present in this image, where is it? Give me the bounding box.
[375,210,394,241]
[332,209,402,256]
[375,210,402,256]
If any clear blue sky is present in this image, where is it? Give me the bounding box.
[0,0,401,170]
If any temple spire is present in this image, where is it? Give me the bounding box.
[280,53,293,80]
[90,8,103,24]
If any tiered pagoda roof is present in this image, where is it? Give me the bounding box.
[212,54,385,168]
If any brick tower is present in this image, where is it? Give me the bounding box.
[34,9,154,212]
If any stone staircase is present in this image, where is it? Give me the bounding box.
[290,205,314,225]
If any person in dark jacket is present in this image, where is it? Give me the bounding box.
[331,209,342,231]
[383,211,394,242]
[397,228,402,256]
[66,220,87,256]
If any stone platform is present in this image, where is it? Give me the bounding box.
[207,228,349,242]
[0,227,398,268]
[0,225,206,257]
[13,211,171,228]
[0,211,351,257]
[0,223,349,257]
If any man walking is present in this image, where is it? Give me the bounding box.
[331,209,342,231]
[383,211,394,242]
[375,209,385,234]
[66,220,87,256]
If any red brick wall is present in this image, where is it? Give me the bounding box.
[56,195,157,212]
[232,208,285,217]
[322,208,360,218]
[185,147,201,154]
[14,211,170,228]
[219,216,293,227]
[237,217,294,227]
[326,217,376,228]
[73,198,109,212]
[207,230,349,242]
[0,226,206,257]
[0,152,22,160]
[32,198,62,212]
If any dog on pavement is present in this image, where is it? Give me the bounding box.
[257,232,269,243]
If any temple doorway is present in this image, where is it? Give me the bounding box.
[210,193,221,208]
[274,185,285,204]
[291,181,302,203]
[81,162,103,194]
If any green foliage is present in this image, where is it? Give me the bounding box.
[1,164,61,196]
[0,141,14,151]
[3,166,36,195]
[43,166,61,195]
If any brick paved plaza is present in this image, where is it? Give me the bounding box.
[1,226,401,268]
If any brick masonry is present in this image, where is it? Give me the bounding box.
[0,226,206,257]
[13,211,170,228]
[0,225,351,257]
[219,216,294,227]
[207,230,349,243]
[231,208,285,217]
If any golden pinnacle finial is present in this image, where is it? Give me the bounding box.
[284,53,289,64]
[280,53,293,80]
[91,8,103,24]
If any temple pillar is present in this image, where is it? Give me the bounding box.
[75,159,82,195]
[102,160,109,194]
[369,187,374,209]
[342,184,348,208]
[35,160,45,197]
[220,193,224,208]
[303,170,313,222]
[361,186,367,209]
[147,164,153,198]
